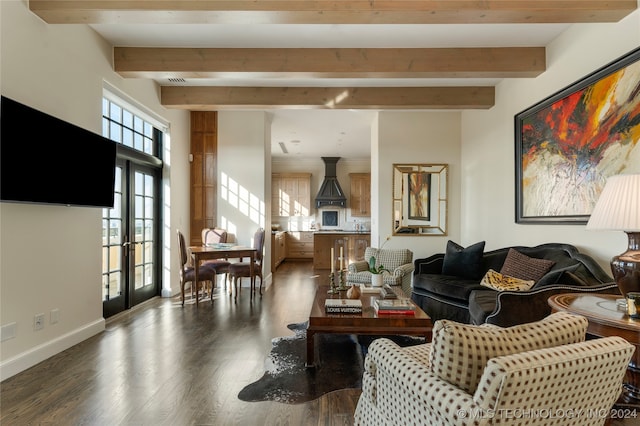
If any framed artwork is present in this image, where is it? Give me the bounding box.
[407,171,431,220]
[515,47,640,224]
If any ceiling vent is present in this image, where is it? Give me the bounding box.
[278,142,289,154]
[167,78,186,83]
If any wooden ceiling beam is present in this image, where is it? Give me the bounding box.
[160,86,495,110]
[30,1,637,24]
[115,47,545,79]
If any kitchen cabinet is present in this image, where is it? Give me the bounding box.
[313,233,371,270]
[271,231,286,269]
[286,231,314,259]
[272,173,311,217]
[350,173,371,217]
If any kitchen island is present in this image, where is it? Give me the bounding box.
[313,231,370,270]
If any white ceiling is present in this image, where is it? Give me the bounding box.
[90,23,571,159]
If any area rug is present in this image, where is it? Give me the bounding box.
[237,322,425,404]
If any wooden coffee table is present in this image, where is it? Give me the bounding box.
[306,284,432,367]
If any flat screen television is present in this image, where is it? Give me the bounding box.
[1,96,117,208]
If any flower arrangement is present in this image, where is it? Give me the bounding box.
[369,236,391,274]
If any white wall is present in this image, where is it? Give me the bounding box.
[217,111,270,282]
[0,1,191,379]
[376,111,462,259]
[461,9,640,271]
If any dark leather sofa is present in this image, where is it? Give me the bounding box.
[411,243,619,327]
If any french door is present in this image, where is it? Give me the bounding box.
[103,157,160,318]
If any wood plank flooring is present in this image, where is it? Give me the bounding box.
[1,261,360,426]
[2,261,636,425]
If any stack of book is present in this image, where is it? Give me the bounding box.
[325,298,363,314]
[360,284,398,299]
[374,298,415,315]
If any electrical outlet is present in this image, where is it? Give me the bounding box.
[34,313,45,331]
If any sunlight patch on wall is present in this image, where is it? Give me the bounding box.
[220,171,265,229]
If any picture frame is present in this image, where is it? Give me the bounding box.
[407,171,431,221]
[515,46,640,224]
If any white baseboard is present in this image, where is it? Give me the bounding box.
[0,318,105,381]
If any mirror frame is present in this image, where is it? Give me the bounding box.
[392,163,448,236]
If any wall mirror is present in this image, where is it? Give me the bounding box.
[392,163,448,236]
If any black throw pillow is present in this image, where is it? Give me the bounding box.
[442,240,486,280]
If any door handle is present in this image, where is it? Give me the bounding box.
[122,241,143,247]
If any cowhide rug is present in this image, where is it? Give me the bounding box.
[237,322,424,404]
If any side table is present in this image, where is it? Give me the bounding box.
[548,293,639,407]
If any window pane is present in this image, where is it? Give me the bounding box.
[123,128,133,147]
[134,116,143,133]
[109,103,121,121]
[123,110,133,129]
[110,122,121,143]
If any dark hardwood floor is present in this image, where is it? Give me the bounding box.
[2,261,636,425]
[1,261,360,426]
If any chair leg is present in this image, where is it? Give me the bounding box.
[210,275,217,302]
[181,282,185,306]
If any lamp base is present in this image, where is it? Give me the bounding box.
[611,232,640,298]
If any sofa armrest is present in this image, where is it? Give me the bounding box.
[414,254,444,275]
[484,282,619,327]
[364,338,484,426]
[392,262,414,278]
[348,261,369,273]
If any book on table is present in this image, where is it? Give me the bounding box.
[360,284,398,299]
[360,283,382,294]
[325,298,363,314]
[374,298,415,315]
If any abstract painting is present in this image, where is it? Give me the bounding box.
[408,172,431,220]
[515,47,640,224]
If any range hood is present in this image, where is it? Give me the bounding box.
[315,157,347,208]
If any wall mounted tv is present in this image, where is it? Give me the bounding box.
[1,96,117,208]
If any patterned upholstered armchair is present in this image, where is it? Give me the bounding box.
[354,312,633,426]
[347,247,414,296]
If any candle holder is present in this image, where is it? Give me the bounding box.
[327,272,339,294]
[337,269,348,291]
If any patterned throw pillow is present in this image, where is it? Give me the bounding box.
[441,240,486,280]
[428,311,587,394]
[480,269,535,291]
[500,248,555,283]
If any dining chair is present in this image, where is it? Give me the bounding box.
[177,230,219,306]
[228,228,266,298]
[202,227,228,246]
[201,227,232,291]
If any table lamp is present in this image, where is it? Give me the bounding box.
[586,174,640,298]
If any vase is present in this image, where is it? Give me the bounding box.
[346,284,361,299]
[371,273,384,287]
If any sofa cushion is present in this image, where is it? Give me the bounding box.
[412,274,485,302]
[480,269,535,291]
[428,311,588,394]
[442,240,485,280]
[500,248,555,282]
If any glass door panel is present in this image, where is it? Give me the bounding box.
[103,161,159,317]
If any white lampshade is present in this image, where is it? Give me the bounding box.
[586,174,640,231]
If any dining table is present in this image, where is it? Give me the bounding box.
[189,244,257,305]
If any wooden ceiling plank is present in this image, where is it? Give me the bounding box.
[115,47,546,79]
[160,86,495,110]
[30,1,637,24]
